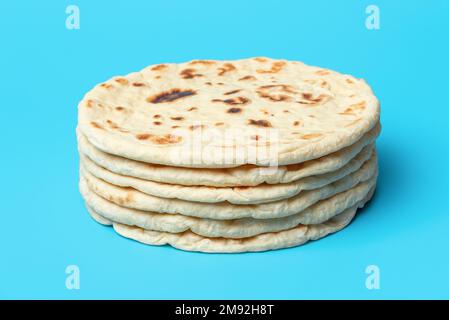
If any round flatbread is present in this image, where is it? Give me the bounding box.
[80,151,377,220]
[78,57,380,168]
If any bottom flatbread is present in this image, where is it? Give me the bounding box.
[85,188,375,253]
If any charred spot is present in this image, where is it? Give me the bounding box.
[147,88,197,104]
[132,82,145,87]
[217,82,225,85]
[251,135,260,141]
[170,116,184,121]
[115,106,125,111]
[248,119,272,128]
[259,84,296,93]
[256,61,286,74]
[136,133,152,140]
[298,93,327,104]
[283,110,290,113]
[180,68,203,79]
[204,82,213,86]
[257,92,291,102]
[90,122,103,129]
[212,97,250,105]
[153,121,162,125]
[223,89,241,95]
[152,134,182,145]
[153,114,161,119]
[115,78,129,85]
[154,76,161,79]
[86,100,94,108]
[217,63,236,76]
[100,83,113,89]
[106,120,119,129]
[293,121,300,126]
[187,107,197,111]
[189,60,215,65]
[151,64,167,71]
[239,75,256,81]
[189,124,206,130]
[171,125,180,129]
[227,107,242,114]
[215,122,224,126]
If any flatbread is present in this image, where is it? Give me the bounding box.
[80,142,374,205]
[78,57,380,168]
[80,175,376,238]
[77,123,380,187]
[80,151,377,219]
[108,194,373,253]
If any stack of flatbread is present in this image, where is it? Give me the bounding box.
[77,57,381,253]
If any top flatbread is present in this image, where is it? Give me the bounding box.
[78,57,380,168]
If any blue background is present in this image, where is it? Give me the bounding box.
[1,0,448,299]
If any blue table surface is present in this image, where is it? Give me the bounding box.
[1,0,448,299]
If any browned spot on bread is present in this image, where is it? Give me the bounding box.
[339,101,366,115]
[147,89,196,103]
[300,133,323,140]
[153,121,162,125]
[86,100,94,108]
[239,75,256,81]
[153,114,161,119]
[254,57,268,62]
[205,82,212,86]
[155,76,161,79]
[132,82,145,87]
[256,84,296,102]
[100,83,113,89]
[189,124,206,130]
[217,82,225,85]
[283,110,290,113]
[170,116,184,121]
[180,68,203,79]
[298,93,328,105]
[90,122,103,129]
[187,107,197,111]
[224,89,241,95]
[248,119,272,128]
[251,135,260,141]
[189,60,216,65]
[346,78,354,84]
[257,92,291,102]
[152,134,182,144]
[256,61,286,74]
[293,121,300,126]
[115,106,125,111]
[315,69,331,75]
[136,133,152,140]
[151,64,167,71]
[227,107,242,114]
[171,125,180,129]
[115,78,129,85]
[215,122,224,126]
[212,97,250,105]
[217,63,236,76]
[106,120,119,129]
